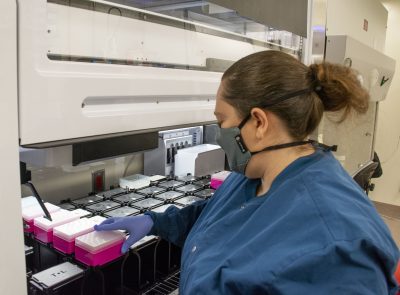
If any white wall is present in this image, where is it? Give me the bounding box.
[369,0,400,205]
[0,1,27,294]
[22,154,144,204]
[326,0,387,51]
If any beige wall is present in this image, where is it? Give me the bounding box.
[369,0,400,205]
[327,0,387,51]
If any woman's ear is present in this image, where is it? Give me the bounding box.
[250,108,269,140]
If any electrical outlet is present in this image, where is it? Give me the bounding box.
[92,169,105,193]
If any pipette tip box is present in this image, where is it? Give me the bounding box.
[53,218,96,254]
[33,210,80,243]
[210,171,231,189]
[75,231,125,266]
[22,203,60,233]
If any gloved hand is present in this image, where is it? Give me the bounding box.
[94,214,154,253]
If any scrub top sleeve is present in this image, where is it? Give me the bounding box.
[144,199,208,247]
[269,239,399,295]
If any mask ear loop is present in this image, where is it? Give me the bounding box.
[238,114,251,130]
[234,114,252,154]
[234,88,313,154]
[309,140,338,152]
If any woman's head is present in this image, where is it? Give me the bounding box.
[216,50,369,140]
[215,51,369,178]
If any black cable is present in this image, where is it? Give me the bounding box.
[153,239,161,282]
[120,252,130,295]
[97,268,106,295]
[80,271,88,295]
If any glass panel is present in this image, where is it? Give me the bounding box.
[47,0,303,71]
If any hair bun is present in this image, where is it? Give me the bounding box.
[308,63,369,119]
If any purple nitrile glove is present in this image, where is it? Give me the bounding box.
[94,215,154,253]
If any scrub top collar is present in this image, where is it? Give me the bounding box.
[243,148,328,202]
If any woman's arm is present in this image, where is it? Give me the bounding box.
[145,199,208,247]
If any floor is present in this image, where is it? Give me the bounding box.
[374,201,400,247]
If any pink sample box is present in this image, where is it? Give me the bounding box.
[210,171,231,190]
[53,218,96,254]
[21,196,39,209]
[75,231,126,266]
[22,203,60,233]
[33,210,80,243]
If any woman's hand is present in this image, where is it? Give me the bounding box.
[95,215,154,253]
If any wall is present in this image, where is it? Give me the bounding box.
[369,0,400,205]
[0,1,27,294]
[326,0,387,51]
[23,154,144,204]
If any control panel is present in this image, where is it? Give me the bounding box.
[144,126,203,176]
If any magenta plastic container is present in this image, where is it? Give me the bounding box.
[33,210,80,243]
[210,171,231,189]
[22,203,60,233]
[75,231,125,266]
[53,218,96,254]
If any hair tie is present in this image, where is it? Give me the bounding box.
[309,66,322,93]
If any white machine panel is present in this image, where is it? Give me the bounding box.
[321,35,396,174]
[325,35,395,102]
[18,0,276,146]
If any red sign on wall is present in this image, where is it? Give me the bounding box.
[363,19,369,31]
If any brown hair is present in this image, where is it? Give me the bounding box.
[221,50,369,140]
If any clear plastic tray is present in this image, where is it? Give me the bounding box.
[194,189,215,199]
[136,186,167,196]
[71,195,104,207]
[131,198,164,210]
[70,208,92,218]
[96,187,127,199]
[158,180,184,189]
[103,206,140,218]
[113,192,145,204]
[86,200,120,213]
[174,196,203,206]
[175,184,202,194]
[154,191,184,202]
[176,175,199,183]
[151,204,174,213]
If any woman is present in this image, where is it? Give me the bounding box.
[96,51,399,294]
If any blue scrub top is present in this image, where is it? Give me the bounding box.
[146,150,399,294]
